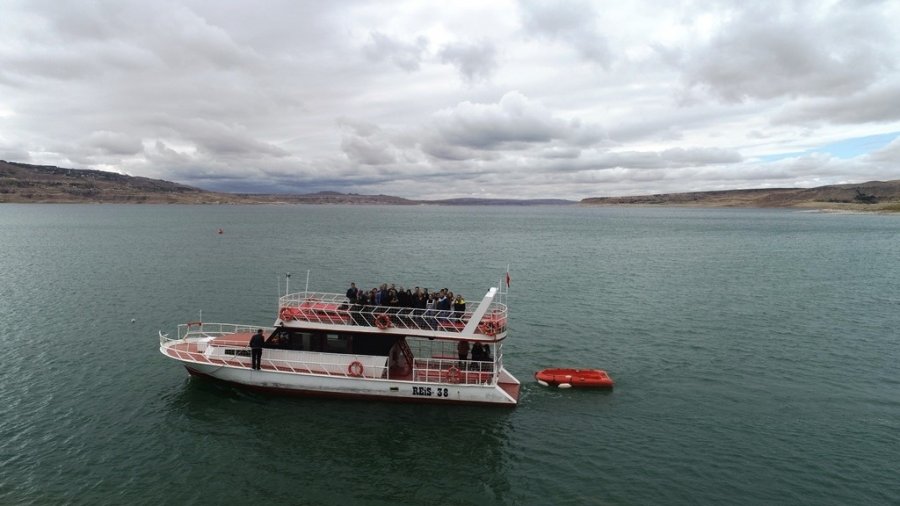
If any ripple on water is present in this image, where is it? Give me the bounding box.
[1,206,899,505]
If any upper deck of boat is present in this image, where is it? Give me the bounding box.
[277,289,508,341]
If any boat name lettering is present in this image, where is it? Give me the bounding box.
[412,386,449,397]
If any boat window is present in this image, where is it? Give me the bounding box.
[266,328,305,350]
[325,334,350,353]
[309,332,326,352]
[351,334,397,356]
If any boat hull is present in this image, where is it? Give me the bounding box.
[170,354,520,406]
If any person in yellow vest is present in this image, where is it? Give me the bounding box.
[453,294,466,312]
[452,294,466,326]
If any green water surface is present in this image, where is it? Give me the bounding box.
[0,205,898,505]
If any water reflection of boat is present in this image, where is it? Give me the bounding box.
[159,279,520,406]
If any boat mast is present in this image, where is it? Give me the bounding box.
[461,286,498,335]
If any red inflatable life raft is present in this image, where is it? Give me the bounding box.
[535,368,614,389]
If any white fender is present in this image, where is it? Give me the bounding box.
[558,383,572,389]
[537,380,549,387]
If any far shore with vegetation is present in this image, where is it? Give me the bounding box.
[2,160,898,211]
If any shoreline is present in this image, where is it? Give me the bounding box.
[2,200,898,212]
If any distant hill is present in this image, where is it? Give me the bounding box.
[236,191,419,205]
[0,160,240,203]
[0,161,415,204]
[581,181,900,212]
[0,160,575,205]
[3,160,899,211]
[427,197,576,206]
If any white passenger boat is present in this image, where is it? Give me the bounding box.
[158,280,520,406]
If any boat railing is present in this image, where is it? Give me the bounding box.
[412,357,497,386]
[278,291,507,336]
[253,351,388,379]
[158,323,270,346]
[161,331,389,379]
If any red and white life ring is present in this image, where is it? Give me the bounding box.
[348,361,364,377]
[375,313,393,329]
[447,366,461,384]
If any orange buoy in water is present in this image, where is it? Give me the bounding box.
[535,368,614,389]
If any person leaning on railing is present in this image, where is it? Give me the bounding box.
[452,294,466,323]
[345,282,358,304]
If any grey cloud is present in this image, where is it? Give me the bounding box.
[681,3,897,102]
[775,81,900,125]
[34,131,144,167]
[518,0,611,66]
[363,31,428,72]
[182,120,288,157]
[865,137,900,164]
[661,147,742,165]
[540,147,581,159]
[428,91,595,152]
[338,118,398,165]
[0,144,31,162]
[504,144,743,178]
[4,2,258,82]
[2,1,899,201]
[438,40,498,83]
[341,135,397,166]
[86,131,143,155]
[149,140,192,165]
[337,117,381,138]
[421,141,500,162]
[578,147,741,171]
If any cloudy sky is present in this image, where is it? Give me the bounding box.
[1,0,899,199]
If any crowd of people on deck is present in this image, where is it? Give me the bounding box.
[342,282,494,366]
[345,282,466,313]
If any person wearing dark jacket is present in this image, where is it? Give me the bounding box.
[249,329,265,370]
[346,282,358,303]
[457,340,470,366]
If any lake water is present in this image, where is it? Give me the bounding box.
[0,204,898,505]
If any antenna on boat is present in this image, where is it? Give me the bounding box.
[304,269,310,296]
[285,272,291,296]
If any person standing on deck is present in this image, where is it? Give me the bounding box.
[346,282,358,303]
[457,340,470,367]
[249,329,265,370]
[453,294,466,320]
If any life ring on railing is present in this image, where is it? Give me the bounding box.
[447,366,461,384]
[375,313,393,329]
[479,321,500,336]
[348,361,364,377]
[186,321,203,328]
[279,307,294,322]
